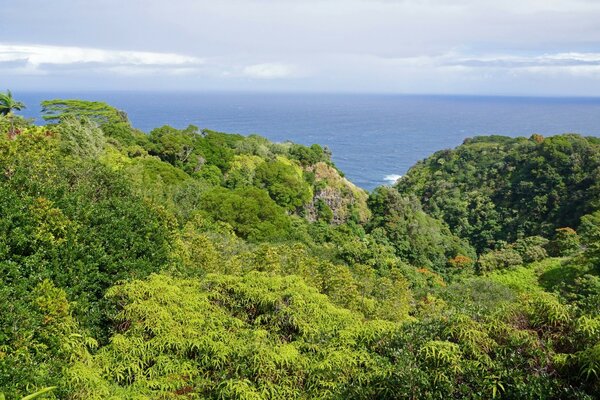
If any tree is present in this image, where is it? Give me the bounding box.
[0,90,25,116]
[396,134,600,251]
[0,90,26,137]
[367,187,475,271]
[40,99,148,146]
[255,159,312,211]
[40,99,126,125]
[199,187,291,241]
[580,211,600,272]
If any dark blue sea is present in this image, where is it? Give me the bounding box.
[18,92,600,190]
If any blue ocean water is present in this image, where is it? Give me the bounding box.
[18,92,600,190]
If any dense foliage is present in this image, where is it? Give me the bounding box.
[1,96,599,399]
[396,134,600,251]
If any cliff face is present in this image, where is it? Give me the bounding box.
[304,162,371,224]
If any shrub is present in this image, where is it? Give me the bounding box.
[255,159,312,210]
[512,236,549,263]
[478,248,523,272]
[548,227,580,256]
[199,187,291,242]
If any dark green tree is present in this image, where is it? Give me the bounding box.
[367,187,475,271]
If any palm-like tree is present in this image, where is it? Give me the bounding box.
[0,90,26,137]
[0,90,25,116]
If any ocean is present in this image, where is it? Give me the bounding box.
[18,91,600,190]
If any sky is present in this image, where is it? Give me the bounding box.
[2,0,600,96]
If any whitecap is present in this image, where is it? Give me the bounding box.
[384,174,402,184]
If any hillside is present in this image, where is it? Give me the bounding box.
[1,98,599,399]
[396,134,600,251]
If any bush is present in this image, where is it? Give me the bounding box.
[478,248,523,272]
[512,236,549,263]
[255,159,312,210]
[548,227,580,256]
[56,117,106,159]
[579,212,600,271]
[199,187,291,242]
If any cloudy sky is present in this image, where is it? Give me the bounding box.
[2,0,600,95]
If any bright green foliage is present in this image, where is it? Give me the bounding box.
[476,236,550,273]
[172,219,414,321]
[147,125,253,175]
[572,344,600,383]
[123,155,199,216]
[488,263,547,294]
[196,164,223,186]
[0,125,177,334]
[255,159,313,210]
[21,387,58,400]
[511,236,549,263]
[525,292,572,329]
[0,114,31,137]
[439,278,516,316]
[67,273,396,399]
[0,98,599,399]
[0,387,58,400]
[575,316,600,344]
[225,154,264,188]
[0,279,92,399]
[41,99,127,125]
[570,274,600,314]
[419,340,463,377]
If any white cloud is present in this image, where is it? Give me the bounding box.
[242,63,296,79]
[0,43,204,74]
[0,43,303,81]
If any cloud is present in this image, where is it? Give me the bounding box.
[0,43,205,75]
[449,52,600,68]
[0,43,303,82]
[3,40,599,95]
[241,63,297,79]
[370,51,600,78]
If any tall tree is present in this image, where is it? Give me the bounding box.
[0,90,26,137]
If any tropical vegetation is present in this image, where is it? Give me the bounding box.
[0,95,599,399]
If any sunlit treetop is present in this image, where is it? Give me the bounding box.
[41,99,129,125]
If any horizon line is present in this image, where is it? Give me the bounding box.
[9,88,600,100]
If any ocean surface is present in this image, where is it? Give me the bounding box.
[18,92,600,190]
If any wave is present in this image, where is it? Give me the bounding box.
[384,174,402,184]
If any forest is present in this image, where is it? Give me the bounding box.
[0,93,599,399]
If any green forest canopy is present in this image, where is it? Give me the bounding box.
[0,97,599,399]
